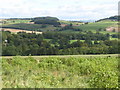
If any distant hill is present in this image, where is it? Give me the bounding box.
[96,16,119,22]
[32,16,59,21]
[32,16,60,26]
[9,18,32,20]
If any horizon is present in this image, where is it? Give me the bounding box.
[0,15,118,22]
[0,0,119,20]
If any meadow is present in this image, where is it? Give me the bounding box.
[2,55,119,88]
[1,19,118,37]
[2,23,58,32]
[74,20,118,32]
[1,20,30,25]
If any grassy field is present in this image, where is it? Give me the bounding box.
[2,54,119,88]
[74,20,118,32]
[110,37,119,40]
[2,20,31,25]
[1,19,118,35]
[2,23,58,32]
[70,38,119,44]
[59,20,83,25]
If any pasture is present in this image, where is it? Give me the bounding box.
[1,19,118,35]
[74,20,118,32]
[1,20,30,25]
[0,28,42,34]
[2,23,58,32]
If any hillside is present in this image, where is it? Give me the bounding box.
[0,16,119,33]
[96,15,119,22]
[1,16,119,89]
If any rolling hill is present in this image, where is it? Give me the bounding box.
[0,16,119,33]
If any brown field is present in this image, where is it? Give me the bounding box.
[0,28,42,34]
[106,27,119,32]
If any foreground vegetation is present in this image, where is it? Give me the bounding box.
[2,55,119,88]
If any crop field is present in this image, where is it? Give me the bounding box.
[74,21,118,32]
[2,23,58,32]
[2,55,119,88]
[1,28,42,34]
[1,20,31,25]
[59,20,83,25]
[1,19,118,35]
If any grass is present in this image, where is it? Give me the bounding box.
[2,20,31,25]
[1,19,118,35]
[74,20,118,32]
[2,23,58,32]
[110,37,118,40]
[59,20,83,25]
[2,55,119,88]
[45,38,118,44]
[44,39,52,42]
[70,40,78,43]
[70,40,100,44]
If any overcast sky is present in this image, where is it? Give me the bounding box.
[0,0,119,20]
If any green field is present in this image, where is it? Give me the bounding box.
[2,55,119,88]
[2,23,58,32]
[74,20,118,32]
[70,38,119,44]
[1,19,118,35]
[59,20,83,25]
[2,20,30,25]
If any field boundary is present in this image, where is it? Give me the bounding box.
[1,54,119,59]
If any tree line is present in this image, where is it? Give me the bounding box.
[2,31,119,56]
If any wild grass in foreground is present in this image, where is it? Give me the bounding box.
[2,56,119,88]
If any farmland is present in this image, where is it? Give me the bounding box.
[2,55,119,88]
[1,19,31,25]
[1,16,119,88]
[2,23,58,32]
[1,18,118,34]
[0,28,42,34]
[73,20,118,32]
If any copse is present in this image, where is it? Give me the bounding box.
[33,16,61,27]
[33,16,59,21]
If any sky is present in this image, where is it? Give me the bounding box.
[0,0,119,20]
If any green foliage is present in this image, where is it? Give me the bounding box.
[2,31,119,56]
[2,23,57,32]
[97,15,119,22]
[2,56,118,88]
[33,17,59,21]
[33,17,60,27]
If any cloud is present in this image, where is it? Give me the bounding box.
[0,0,119,20]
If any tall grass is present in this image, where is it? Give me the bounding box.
[2,56,119,88]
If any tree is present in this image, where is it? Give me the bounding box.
[3,45,17,56]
